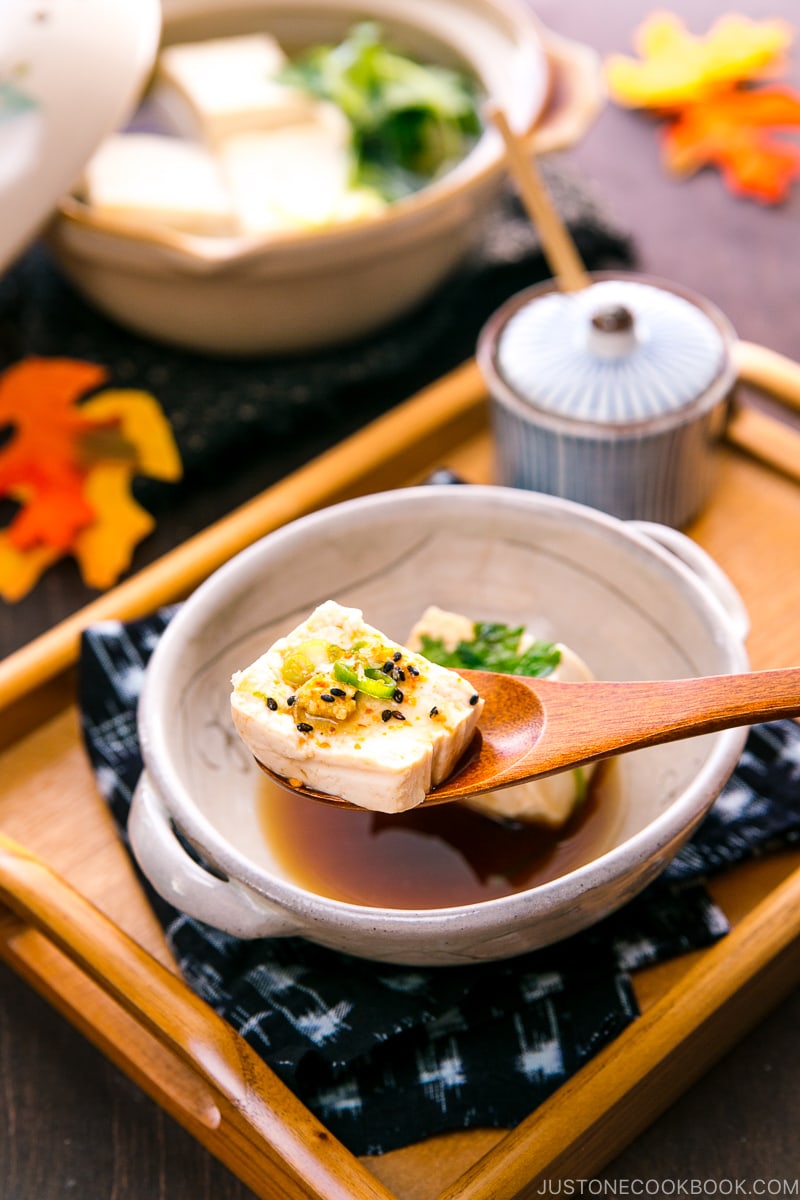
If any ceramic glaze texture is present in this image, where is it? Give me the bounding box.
[479,273,738,528]
[130,486,749,965]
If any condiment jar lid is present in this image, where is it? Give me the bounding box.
[492,277,728,428]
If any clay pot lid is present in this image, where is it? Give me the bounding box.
[494,277,728,426]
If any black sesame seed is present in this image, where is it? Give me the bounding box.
[392,710,406,720]
[381,709,393,722]
[407,663,419,677]
[296,722,313,733]
[266,696,278,711]
[392,650,402,662]
[429,705,439,717]
[393,688,404,703]
[329,687,346,698]
[469,693,480,706]
[287,695,296,707]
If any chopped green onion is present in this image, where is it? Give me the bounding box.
[364,666,395,683]
[333,660,397,699]
[281,639,344,687]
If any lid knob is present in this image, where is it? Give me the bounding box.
[591,304,634,333]
[587,303,638,360]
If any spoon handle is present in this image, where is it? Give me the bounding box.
[518,666,800,778]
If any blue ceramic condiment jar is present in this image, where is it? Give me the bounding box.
[477,272,737,527]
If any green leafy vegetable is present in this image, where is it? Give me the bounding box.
[419,622,561,679]
[280,22,482,200]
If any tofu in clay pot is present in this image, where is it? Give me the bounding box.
[82,134,238,236]
[217,102,383,235]
[154,33,318,144]
[231,601,484,814]
[407,606,597,828]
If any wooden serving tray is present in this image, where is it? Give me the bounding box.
[2,360,800,1200]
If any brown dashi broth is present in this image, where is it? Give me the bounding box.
[258,764,622,909]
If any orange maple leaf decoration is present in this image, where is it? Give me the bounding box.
[0,357,182,601]
[0,359,105,551]
[664,86,800,203]
[606,11,800,204]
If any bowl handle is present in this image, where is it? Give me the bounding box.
[528,31,606,155]
[129,773,300,941]
[629,521,750,644]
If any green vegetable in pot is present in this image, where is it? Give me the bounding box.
[280,22,483,200]
[420,622,562,678]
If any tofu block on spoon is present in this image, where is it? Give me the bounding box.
[231,601,484,813]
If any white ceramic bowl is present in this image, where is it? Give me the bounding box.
[45,0,599,356]
[130,486,750,965]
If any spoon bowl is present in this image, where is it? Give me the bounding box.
[256,665,800,809]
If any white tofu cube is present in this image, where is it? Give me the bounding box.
[84,133,237,236]
[407,605,476,654]
[231,601,484,814]
[217,102,358,233]
[156,33,318,144]
[408,606,597,828]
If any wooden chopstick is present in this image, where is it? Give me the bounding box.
[487,103,591,292]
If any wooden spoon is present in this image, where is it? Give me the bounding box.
[256,665,800,809]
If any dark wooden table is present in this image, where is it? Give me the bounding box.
[2,0,799,1195]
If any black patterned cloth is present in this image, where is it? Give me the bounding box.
[77,610,800,1156]
[0,167,634,510]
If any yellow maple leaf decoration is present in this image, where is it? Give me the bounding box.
[72,461,157,592]
[0,541,61,604]
[605,11,800,204]
[74,391,183,591]
[606,11,793,109]
[0,359,182,602]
